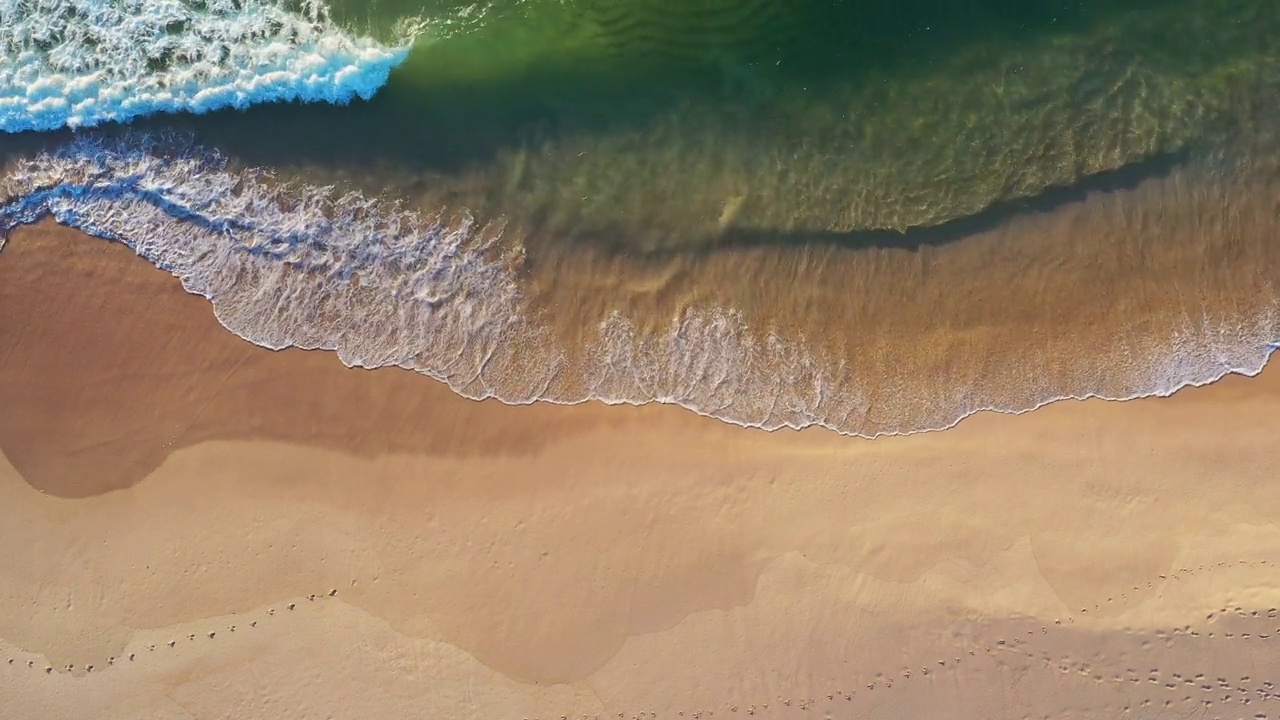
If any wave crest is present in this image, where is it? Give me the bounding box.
[0,0,413,133]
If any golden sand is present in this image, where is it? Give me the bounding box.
[2,221,1280,719]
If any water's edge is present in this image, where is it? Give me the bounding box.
[3,138,1276,441]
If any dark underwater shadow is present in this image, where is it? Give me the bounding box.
[691,148,1193,255]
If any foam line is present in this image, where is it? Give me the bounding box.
[1,135,1276,439]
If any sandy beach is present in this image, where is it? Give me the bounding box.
[1,219,1278,719]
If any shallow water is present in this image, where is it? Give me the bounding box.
[2,0,1279,436]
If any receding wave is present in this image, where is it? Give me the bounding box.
[0,0,420,134]
[1,136,1277,437]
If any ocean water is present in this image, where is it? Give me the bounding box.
[2,0,1279,436]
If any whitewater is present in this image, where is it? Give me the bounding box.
[0,0,421,133]
[1,136,1277,438]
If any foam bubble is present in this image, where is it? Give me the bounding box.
[1,135,1276,438]
[0,0,417,133]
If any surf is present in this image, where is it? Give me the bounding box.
[0,0,423,134]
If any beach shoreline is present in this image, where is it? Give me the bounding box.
[3,220,1280,718]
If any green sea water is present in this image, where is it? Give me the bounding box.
[283,0,1190,161]
[151,0,1278,253]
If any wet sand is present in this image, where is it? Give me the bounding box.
[2,220,1280,719]
[0,220,679,498]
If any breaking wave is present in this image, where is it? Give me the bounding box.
[1,136,1276,437]
[0,0,418,133]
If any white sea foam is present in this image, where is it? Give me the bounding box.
[0,0,418,133]
[1,136,1276,437]
[0,135,561,403]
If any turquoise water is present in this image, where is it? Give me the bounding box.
[2,0,1279,435]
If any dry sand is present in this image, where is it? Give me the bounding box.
[2,220,1280,719]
